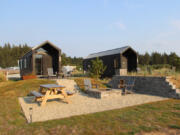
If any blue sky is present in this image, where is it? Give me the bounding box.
[0,0,180,57]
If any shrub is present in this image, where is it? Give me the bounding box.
[89,57,106,79]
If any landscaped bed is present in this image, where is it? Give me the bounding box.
[0,79,180,134]
[74,77,109,90]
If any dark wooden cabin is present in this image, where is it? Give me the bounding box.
[19,41,61,78]
[83,46,138,77]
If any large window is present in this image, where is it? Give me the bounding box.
[114,58,118,69]
[24,58,27,69]
[20,60,22,69]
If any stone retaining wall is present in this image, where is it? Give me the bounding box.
[109,75,180,99]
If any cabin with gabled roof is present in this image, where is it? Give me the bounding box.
[83,46,138,77]
[19,41,61,78]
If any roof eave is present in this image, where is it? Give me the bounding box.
[32,40,61,51]
[84,46,134,60]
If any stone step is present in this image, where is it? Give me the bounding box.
[176,89,180,93]
[165,79,177,90]
[175,93,180,99]
[168,84,176,89]
[111,76,180,99]
[172,85,177,89]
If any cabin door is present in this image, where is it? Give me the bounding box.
[35,55,43,75]
[42,54,53,75]
[35,53,53,75]
[121,55,127,69]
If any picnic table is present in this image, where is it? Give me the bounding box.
[32,84,69,106]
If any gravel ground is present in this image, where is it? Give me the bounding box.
[19,93,167,123]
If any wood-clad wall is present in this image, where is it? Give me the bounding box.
[83,48,137,77]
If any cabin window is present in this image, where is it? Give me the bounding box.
[19,60,21,69]
[24,58,27,69]
[36,48,47,53]
[114,58,118,69]
[20,60,23,69]
[59,56,61,62]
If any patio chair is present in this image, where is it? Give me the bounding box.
[84,79,99,90]
[47,68,57,78]
[83,79,111,91]
[121,77,135,95]
[125,77,135,92]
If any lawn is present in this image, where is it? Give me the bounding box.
[0,79,180,135]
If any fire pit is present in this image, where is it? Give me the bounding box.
[85,88,122,99]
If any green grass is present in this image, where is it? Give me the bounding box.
[0,79,180,135]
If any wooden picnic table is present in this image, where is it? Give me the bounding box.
[37,84,69,106]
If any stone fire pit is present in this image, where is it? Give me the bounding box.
[85,88,122,99]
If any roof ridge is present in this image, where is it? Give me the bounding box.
[85,46,131,59]
[88,46,130,55]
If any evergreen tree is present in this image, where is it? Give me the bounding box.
[144,52,150,65]
[89,57,106,79]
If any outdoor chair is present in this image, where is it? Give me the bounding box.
[83,79,111,91]
[47,68,57,78]
[125,77,135,92]
[118,78,135,95]
[84,79,99,90]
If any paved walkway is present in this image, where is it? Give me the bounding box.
[19,93,167,123]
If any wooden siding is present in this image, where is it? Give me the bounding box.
[83,54,121,77]
[19,42,61,77]
[83,48,137,77]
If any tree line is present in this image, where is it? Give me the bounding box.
[138,52,180,71]
[0,43,31,68]
[61,53,83,69]
[0,43,83,69]
[0,43,180,71]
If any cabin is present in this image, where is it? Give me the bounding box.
[19,41,61,78]
[83,46,138,77]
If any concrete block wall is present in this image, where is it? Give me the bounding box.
[109,75,180,99]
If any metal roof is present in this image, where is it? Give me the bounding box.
[84,46,133,59]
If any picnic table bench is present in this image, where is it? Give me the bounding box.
[31,91,44,100]
[31,84,70,106]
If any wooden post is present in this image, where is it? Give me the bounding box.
[58,50,61,78]
[6,71,8,81]
[32,51,36,75]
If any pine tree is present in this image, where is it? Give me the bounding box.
[89,57,106,79]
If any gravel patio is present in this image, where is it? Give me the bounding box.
[19,92,167,123]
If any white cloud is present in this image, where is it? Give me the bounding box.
[171,20,180,30]
[109,21,126,30]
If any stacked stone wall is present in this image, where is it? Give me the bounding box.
[109,76,180,99]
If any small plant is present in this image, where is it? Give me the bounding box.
[89,57,106,79]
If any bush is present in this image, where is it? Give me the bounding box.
[151,64,171,69]
[89,57,106,79]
